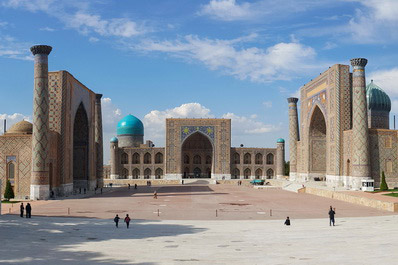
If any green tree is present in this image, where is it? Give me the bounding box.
[380,171,389,191]
[284,161,290,176]
[4,179,14,201]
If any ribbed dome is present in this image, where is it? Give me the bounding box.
[110,137,118,143]
[116,114,144,136]
[366,80,391,112]
[6,120,33,135]
[277,138,285,143]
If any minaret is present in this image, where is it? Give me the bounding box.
[350,58,371,189]
[30,45,52,200]
[287,97,299,181]
[276,138,285,179]
[110,137,119,179]
[95,94,104,188]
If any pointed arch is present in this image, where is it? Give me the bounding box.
[266,153,274,165]
[155,152,163,164]
[132,153,140,164]
[266,168,274,178]
[121,152,129,164]
[132,168,140,179]
[244,153,251,164]
[244,168,251,179]
[255,168,262,179]
[144,153,151,164]
[144,168,151,179]
[73,102,89,189]
[255,153,263,164]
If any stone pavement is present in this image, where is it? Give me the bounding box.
[0,214,397,264]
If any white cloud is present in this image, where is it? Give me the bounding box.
[39,26,55,32]
[89,37,99,43]
[221,112,279,134]
[347,0,398,42]
[0,113,31,134]
[199,0,253,21]
[135,35,318,82]
[262,101,272,108]
[3,0,145,38]
[368,68,398,98]
[0,35,33,60]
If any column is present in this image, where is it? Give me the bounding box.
[30,45,52,200]
[276,139,285,179]
[350,58,371,189]
[95,94,104,187]
[110,138,119,179]
[287,97,299,181]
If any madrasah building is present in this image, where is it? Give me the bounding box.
[0,45,103,200]
[288,57,397,190]
[108,117,286,181]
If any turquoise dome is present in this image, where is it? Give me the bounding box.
[110,137,118,143]
[277,138,285,143]
[117,115,144,136]
[366,80,391,112]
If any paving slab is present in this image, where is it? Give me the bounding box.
[0,214,397,264]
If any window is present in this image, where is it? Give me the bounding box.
[193,155,201,164]
[266,168,274,178]
[266,153,274,165]
[233,168,240,179]
[121,153,128,164]
[155,153,163,164]
[155,168,163,179]
[255,168,262,179]
[386,160,393,173]
[121,168,129,179]
[132,153,140,164]
[244,153,251,164]
[255,153,263,165]
[144,168,151,179]
[184,155,190,164]
[132,168,140,179]
[7,162,15,184]
[233,153,240,164]
[206,155,212,164]
[144,153,151,164]
[244,168,251,179]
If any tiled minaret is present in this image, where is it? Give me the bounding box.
[276,138,285,179]
[287,97,299,181]
[350,58,371,189]
[95,94,104,188]
[110,137,119,179]
[30,45,52,200]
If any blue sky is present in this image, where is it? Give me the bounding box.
[1,0,398,163]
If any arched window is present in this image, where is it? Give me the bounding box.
[255,153,263,165]
[244,153,251,164]
[144,153,151,164]
[255,168,262,179]
[7,162,15,183]
[184,155,190,164]
[233,168,240,179]
[193,167,201,177]
[132,168,140,179]
[155,168,163,179]
[206,168,211,178]
[206,155,212,164]
[144,168,151,179]
[193,155,201,164]
[121,153,128,164]
[244,168,251,179]
[386,160,393,173]
[184,167,189,178]
[132,153,140,164]
[121,168,129,179]
[266,153,274,165]
[266,168,274,178]
[346,159,351,176]
[233,153,240,164]
[155,153,163,164]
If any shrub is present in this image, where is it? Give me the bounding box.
[4,180,14,201]
[380,171,389,191]
[284,161,290,176]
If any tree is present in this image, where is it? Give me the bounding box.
[380,171,389,191]
[284,161,290,176]
[4,179,14,201]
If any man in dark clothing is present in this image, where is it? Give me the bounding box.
[114,214,120,228]
[128,184,130,189]
[328,206,336,226]
[26,203,32,218]
[20,203,24,218]
[134,184,137,189]
[124,214,131,229]
[284,216,290,226]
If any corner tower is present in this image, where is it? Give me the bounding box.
[350,58,371,189]
[287,97,299,181]
[276,138,285,179]
[30,45,52,200]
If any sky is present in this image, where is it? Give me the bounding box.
[1,0,398,163]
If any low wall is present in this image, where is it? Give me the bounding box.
[304,187,398,212]
[104,179,181,186]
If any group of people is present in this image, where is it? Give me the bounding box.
[114,214,131,228]
[284,206,336,226]
[237,180,243,186]
[127,184,138,189]
[20,203,32,218]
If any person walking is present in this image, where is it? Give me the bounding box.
[134,184,137,189]
[124,214,131,229]
[128,184,131,189]
[20,203,24,218]
[284,216,291,226]
[26,203,32,218]
[114,214,120,228]
[328,206,336,226]
[153,191,158,199]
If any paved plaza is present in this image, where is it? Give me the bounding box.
[2,184,395,220]
[1,214,398,264]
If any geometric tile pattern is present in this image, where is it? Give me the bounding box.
[288,98,299,174]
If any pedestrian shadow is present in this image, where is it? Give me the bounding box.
[0,215,206,265]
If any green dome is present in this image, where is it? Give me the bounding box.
[277,138,285,143]
[117,115,144,136]
[110,137,118,143]
[366,80,391,112]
